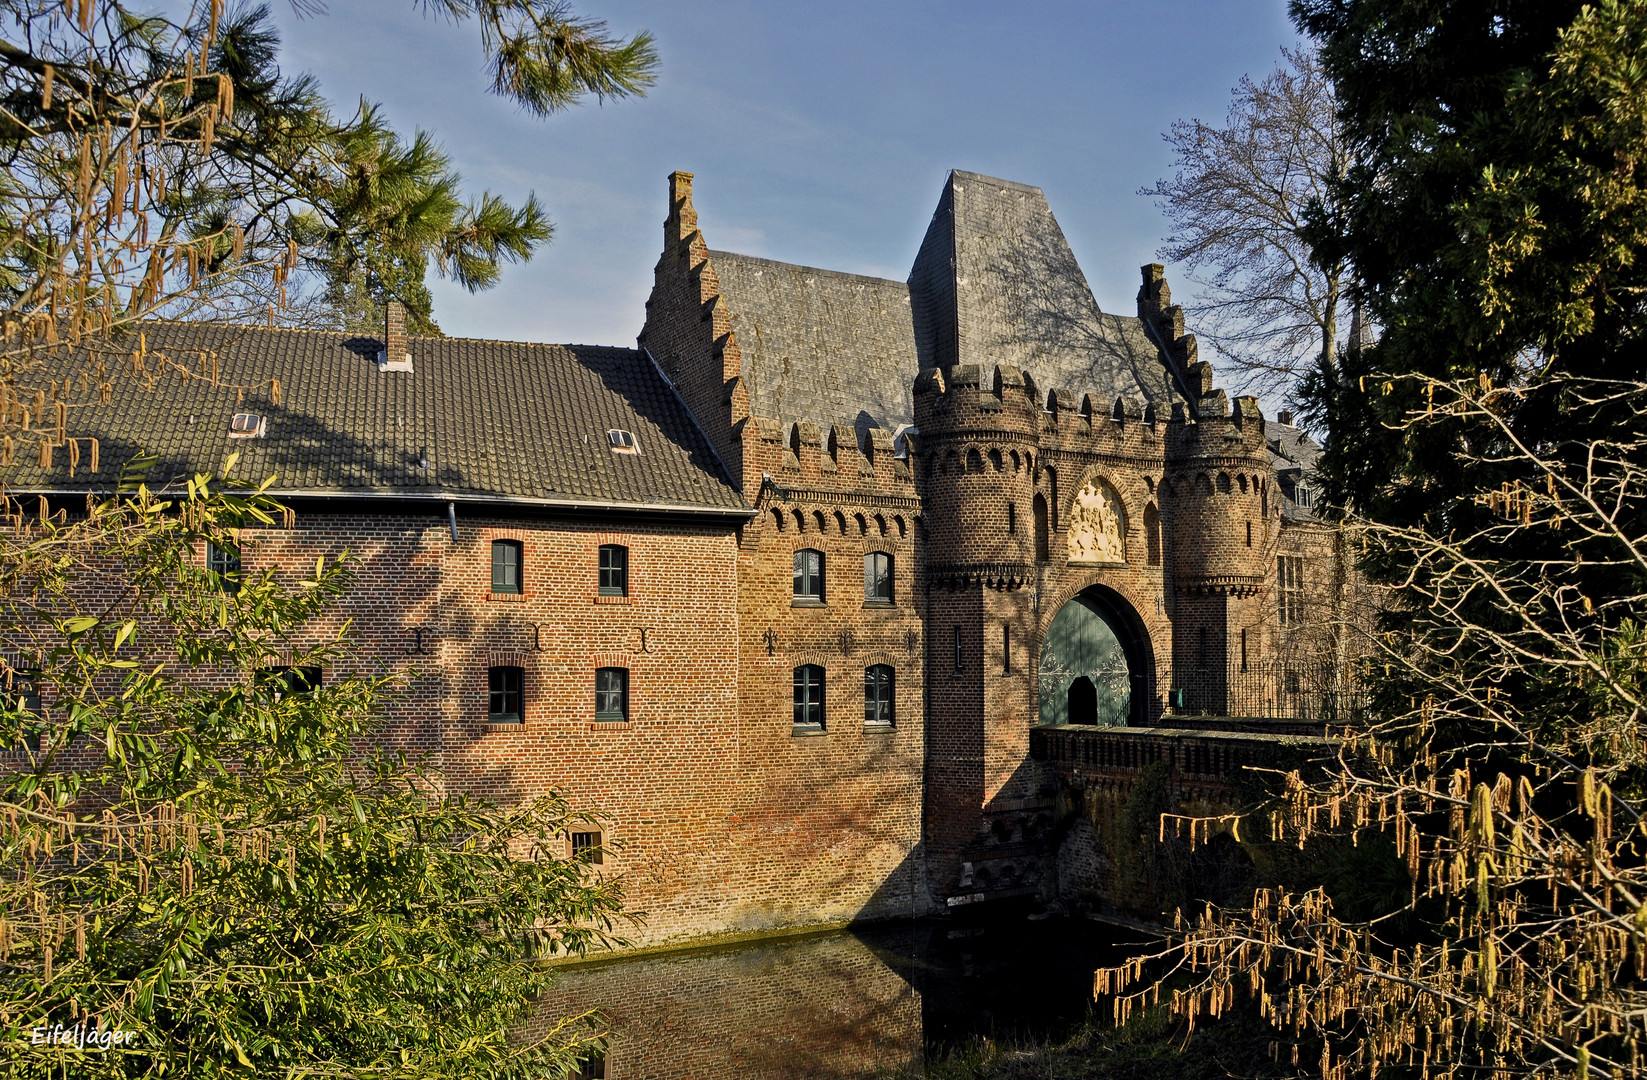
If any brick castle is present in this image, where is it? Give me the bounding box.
[7,170,1345,950]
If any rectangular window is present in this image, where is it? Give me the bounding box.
[863,552,893,603]
[256,666,321,702]
[954,625,963,672]
[1003,624,1012,674]
[793,665,825,729]
[598,545,628,596]
[572,1052,606,1080]
[488,666,524,723]
[571,830,603,865]
[595,667,628,721]
[491,540,523,594]
[1277,555,1304,628]
[793,549,824,602]
[1240,628,1249,672]
[207,541,241,595]
[864,665,895,726]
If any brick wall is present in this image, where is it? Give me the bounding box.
[87,503,929,950]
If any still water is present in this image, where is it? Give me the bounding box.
[532,915,1146,1078]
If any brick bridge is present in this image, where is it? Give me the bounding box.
[996,721,1336,917]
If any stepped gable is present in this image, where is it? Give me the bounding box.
[6,322,747,514]
[908,170,1181,407]
[707,251,918,435]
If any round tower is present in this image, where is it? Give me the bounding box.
[913,362,1042,578]
[1164,392,1276,710]
[913,361,1045,909]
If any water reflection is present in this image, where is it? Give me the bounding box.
[531,916,1145,1078]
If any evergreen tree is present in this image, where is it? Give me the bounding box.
[1102,4,1647,1075]
[0,1,657,340]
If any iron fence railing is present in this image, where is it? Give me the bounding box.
[1164,662,1365,723]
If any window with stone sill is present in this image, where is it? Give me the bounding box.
[207,541,241,595]
[571,830,603,865]
[864,665,895,727]
[256,666,321,703]
[4,670,42,753]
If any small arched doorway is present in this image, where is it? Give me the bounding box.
[1038,587,1152,726]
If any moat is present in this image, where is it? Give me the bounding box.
[533,914,1149,1077]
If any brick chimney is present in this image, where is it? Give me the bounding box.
[380,300,412,372]
[1277,409,1294,426]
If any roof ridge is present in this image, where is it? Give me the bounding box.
[706,250,909,290]
[947,169,1047,196]
[129,318,639,354]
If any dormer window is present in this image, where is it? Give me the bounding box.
[228,413,265,439]
[607,429,639,454]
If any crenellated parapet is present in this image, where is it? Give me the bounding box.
[746,414,915,492]
[1035,384,1167,461]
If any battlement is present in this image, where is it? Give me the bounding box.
[745,413,915,494]
[1164,394,1270,458]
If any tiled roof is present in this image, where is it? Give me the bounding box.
[6,323,748,515]
[709,252,918,435]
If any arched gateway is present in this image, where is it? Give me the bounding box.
[1038,589,1151,726]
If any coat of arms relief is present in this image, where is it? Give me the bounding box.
[1066,479,1127,565]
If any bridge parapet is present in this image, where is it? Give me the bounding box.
[1030,724,1333,801]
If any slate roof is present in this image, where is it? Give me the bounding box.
[707,170,1183,433]
[710,252,917,437]
[6,323,748,515]
[1268,421,1324,523]
[910,171,1179,406]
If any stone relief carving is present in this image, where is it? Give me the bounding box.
[1065,478,1126,564]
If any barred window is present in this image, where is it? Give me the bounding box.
[571,830,603,865]
[488,666,524,723]
[1278,555,1305,628]
[864,665,895,726]
[793,549,824,602]
[595,667,628,721]
[491,540,523,594]
[793,665,825,729]
[863,552,893,603]
[207,541,241,595]
[598,544,628,597]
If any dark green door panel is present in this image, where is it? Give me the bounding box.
[1039,593,1130,726]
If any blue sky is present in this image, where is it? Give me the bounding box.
[274,2,1302,364]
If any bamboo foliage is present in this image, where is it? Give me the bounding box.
[0,481,625,1075]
